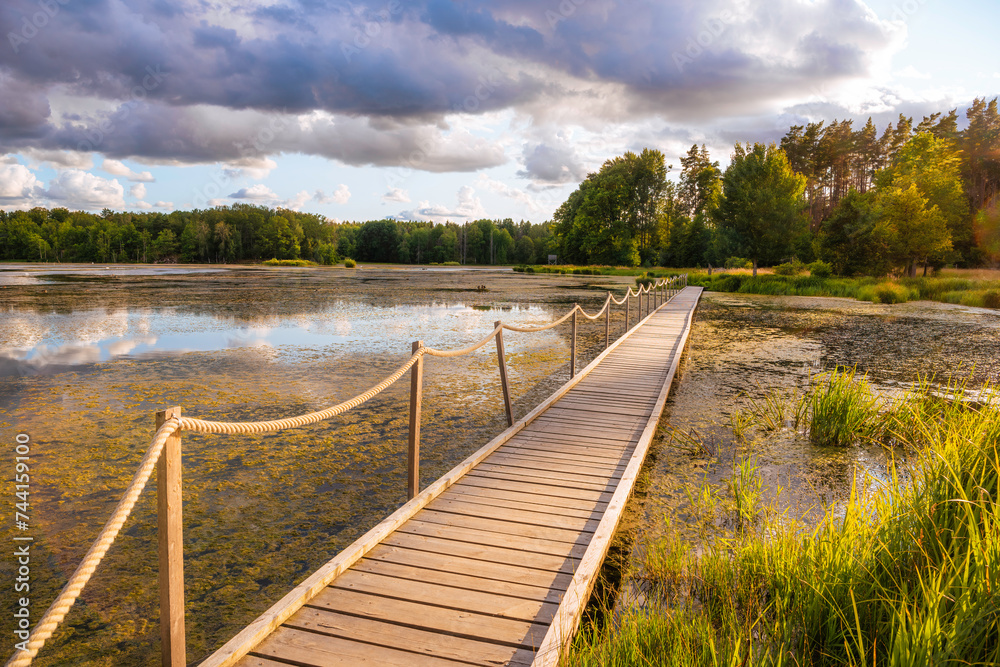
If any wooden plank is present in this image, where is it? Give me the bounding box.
[434,488,605,521]
[329,570,559,623]
[443,483,609,514]
[308,587,551,648]
[363,544,574,591]
[283,608,535,666]
[419,500,602,534]
[455,474,613,503]
[382,532,582,574]
[251,626,470,667]
[483,452,627,478]
[465,467,619,494]
[395,518,591,557]
[498,441,632,465]
[352,559,562,603]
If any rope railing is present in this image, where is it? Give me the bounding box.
[7,274,687,667]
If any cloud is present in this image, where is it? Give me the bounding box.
[129,183,146,199]
[229,184,278,200]
[154,201,174,210]
[20,149,93,170]
[394,185,487,223]
[45,170,125,209]
[132,200,153,209]
[102,159,154,182]
[517,139,588,185]
[382,187,411,203]
[314,184,351,205]
[0,163,44,204]
[283,190,310,211]
[223,157,278,180]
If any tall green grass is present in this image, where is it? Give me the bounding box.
[689,272,1000,308]
[566,377,1000,667]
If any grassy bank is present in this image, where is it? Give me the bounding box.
[566,372,1000,666]
[687,272,1000,308]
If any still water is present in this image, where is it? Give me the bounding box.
[1,265,998,665]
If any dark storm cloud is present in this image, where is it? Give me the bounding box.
[0,0,897,164]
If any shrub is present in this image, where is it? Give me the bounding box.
[264,258,315,267]
[984,289,1000,309]
[443,261,460,266]
[724,256,753,270]
[873,281,908,304]
[524,266,535,273]
[808,260,832,278]
[512,266,525,273]
[773,260,804,276]
[344,258,356,268]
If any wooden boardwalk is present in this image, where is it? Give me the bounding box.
[205,286,703,667]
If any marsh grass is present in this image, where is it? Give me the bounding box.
[566,376,1000,667]
[689,272,1000,309]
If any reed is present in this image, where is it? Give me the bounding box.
[566,379,1000,667]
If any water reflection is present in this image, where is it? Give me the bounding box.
[0,302,569,376]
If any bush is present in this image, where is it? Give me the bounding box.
[524,266,535,273]
[344,258,356,268]
[984,290,1000,309]
[807,260,832,278]
[264,258,315,267]
[724,256,753,270]
[863,281,908,304]
[773,260,804,276]
[443,261,460,266]
[512,266,525,273]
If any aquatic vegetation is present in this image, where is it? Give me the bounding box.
[567,380,1000,667]
[805,367,882,446]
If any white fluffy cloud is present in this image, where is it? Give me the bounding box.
[229,184,278,200]
[102,159,154,182]
[0,163,42,203]
[46,170,126,209]
[314,184,351,204]
[394,185,487,224]
[382,187,411,203]
[129,183,147,199]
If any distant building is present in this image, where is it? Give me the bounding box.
[548,254,557,265]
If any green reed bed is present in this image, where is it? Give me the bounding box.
[566,375,1000,667]
[689,272,1000,308]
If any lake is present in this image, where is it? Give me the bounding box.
[1,264,998,665]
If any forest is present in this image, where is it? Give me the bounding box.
[2,98,997,276]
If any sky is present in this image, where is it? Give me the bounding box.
[0,0,997,224]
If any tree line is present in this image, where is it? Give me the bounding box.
[556,97,1000,275]
[0,204,557,266]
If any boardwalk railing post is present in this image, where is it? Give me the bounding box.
[494,322,513,427]
[156,406,185,667]
[570,307,577,378]
[604,293,611,349]
[408,341,423,500]
[625,293,630,331]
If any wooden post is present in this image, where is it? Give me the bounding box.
[570,307,577,378]
[494,322,513,427]
[625,295,630,331]
[604,293,611,349]
[408,341,423,500]
[157,406,185,667]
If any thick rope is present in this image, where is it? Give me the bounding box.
[503,307,578,333]
[423,324,503,358]
[179,352,423,434]
[6,422,179,667]
[577,295,611,321]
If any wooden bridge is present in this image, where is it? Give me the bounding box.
[7,280,702,667]
[205,285,702,667]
